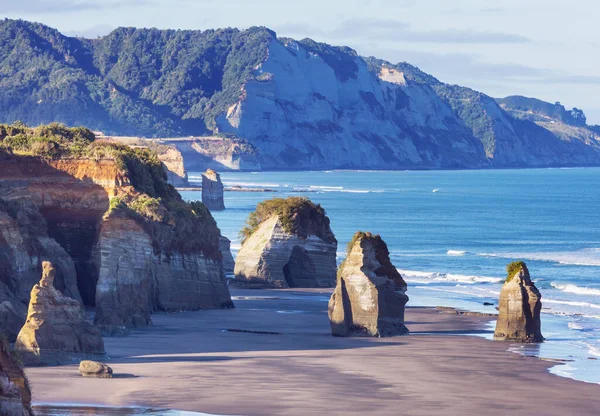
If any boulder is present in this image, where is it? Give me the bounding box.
[234,197,337,288]
[0,337,33,416]
[15,261,105,365]
[328,232,409,337]
[494,261,544,343]
[202,169,225,211]
[219,236,235,276]
[79,360,113,378]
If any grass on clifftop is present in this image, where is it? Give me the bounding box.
[1,122,221,259]
[240,197,336,244]
[506,261,528,282]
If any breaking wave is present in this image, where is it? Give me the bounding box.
[398,269,503,284]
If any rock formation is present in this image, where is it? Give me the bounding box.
[15,262,105,364]
[201,169,225,210]
[0,337,33,416]
[0,125,233,337]
[328,232,409,337]
[494,261,544,343]
[234,197,337,288]
[219,236,235,276]
[171,137,262,172]
[0,198,81,341]
[79,360,113,378]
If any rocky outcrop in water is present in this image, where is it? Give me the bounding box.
[169,137,261,172]
[329,232,409,337]
[201,169,225,211]
[234,197,337,288]
[494,262,544,343]
[0,338,33,416]
[15,262,105,365]
[219,236,235,276]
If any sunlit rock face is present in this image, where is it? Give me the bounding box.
[234,216,337,288]
[15,261,105,365]
[329,232,409,337]
[217,38,488,170]
[494,262,544,343]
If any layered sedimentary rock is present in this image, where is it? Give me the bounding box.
[0,338,33,416]
[219,236,235,276]
[0,199,81,340]
[202,169,225,211]
[329,232,409,337]
[494,262,544,343]
[168,137,262,172]
[15,262,105,365]
[95,211,233,334]
[235,198,337,288]
[0,136,233,337]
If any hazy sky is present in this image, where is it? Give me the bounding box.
[3,0,599,123]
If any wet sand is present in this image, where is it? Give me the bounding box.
[27,288,600,415]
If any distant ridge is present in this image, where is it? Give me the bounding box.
[1,18,599,169]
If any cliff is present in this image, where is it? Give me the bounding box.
[0,337,33,416]
[329,232,408,337]
[95,136,189,187]
[164,137,261,172]
[0,19,599,169]
[234,197,337,288]
[0,124,233,336]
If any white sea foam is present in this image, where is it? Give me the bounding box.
[447,250,467,256]
[432,188,440,193]
[551,283,600,297]
[223,181,281,188]
[543,299,600,310]
[477,248,600,267]
[398,269,503,284]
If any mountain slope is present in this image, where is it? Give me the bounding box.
[1,19,599,169]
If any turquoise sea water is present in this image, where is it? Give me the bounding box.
[181,168,600,384]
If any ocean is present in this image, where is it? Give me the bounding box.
[181,167,600,385]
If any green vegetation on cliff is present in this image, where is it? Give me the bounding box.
[506,261,528,282]
[1,122,221,259]
[0,19,273,136]
[240,197,336,244]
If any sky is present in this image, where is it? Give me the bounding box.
[3,0,599,124]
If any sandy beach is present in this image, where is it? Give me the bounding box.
[27,288,600,415]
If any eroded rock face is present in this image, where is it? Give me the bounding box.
[201,169,225,211]
[219,236,235,276]
[0,339,33,416]
[94,212,234,333]
[0,199,81,341]
[234,216,337,288]
[494,263,544,343]
[15,261,105,365]
[328,233,408,337]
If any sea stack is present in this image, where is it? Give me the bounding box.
[328,232,409,337]
[234,197,337,288]
[15,261,105,365]
[0,337,33,415]
[494,261,544,343]
[202,169,225,210]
